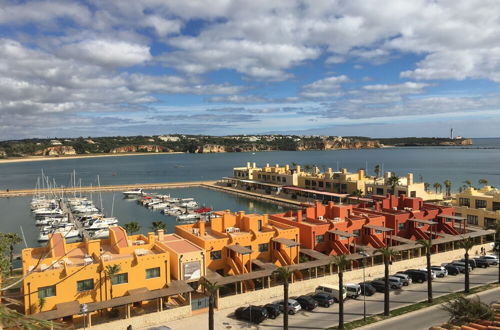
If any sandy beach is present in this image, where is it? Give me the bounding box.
[0,151,185,164]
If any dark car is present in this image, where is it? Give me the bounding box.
[358,282,376,296]
[370,280,388,293]
[443,264,460,275]
[264,303,280,319]
[478,256,499,266]
[235,306,268,324]
[459,259,476,269]
[472,258,489,268]
[311,292,335,307]
[402,269,428,283]
[294,295,318,311]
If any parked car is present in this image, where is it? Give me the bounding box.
[478,255,499,266]
[419,268,437,279]
[402,269,428,283]
[359,282,377,296]
[459,259,477,270]
[311,292,335,307]
[235,306,269,323]
[376,277,403,289]
[442,264,460,275]
[293,295,318,311]
[449,261,472,273]
[481,255,499,265]
[370,280,389,292]
[429,266,448,277]
[278,299,302,315]
[263,303,280,319]
[315,284,347,302]
[392,273,412,286]
[345,283,361,299]
[472,258,490,268]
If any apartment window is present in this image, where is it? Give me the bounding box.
[258,243,268,252]
[352,229,360,237]
[38,285,56,299]
[272,176,276,181]
[376,188,384,195]
[76,279,94,292]
[485,218,496,228]
[475,199,487,208]
[326,182,331,188]
[333,183,341,192]
[467,215,478,225]
[417,223,424,228]
[315,235,324,243]
[146,267,160,279]
[305,180,311,186]
[340,184,347,193]
[398,223,405,231]
[112,273,128,285]
[410,191,416,197]
[318,181,324,188]
[210,250,222,260]
[459,198,470,207]
[282,177,286,183]
[493,202,500,211]
[375,229,383,234]
[258,174,262,179]
[311,181,317,187]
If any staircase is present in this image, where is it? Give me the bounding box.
[330,241,350,255]
[440,223,460,235]
[413,227,429,240]
[367,235,384,248]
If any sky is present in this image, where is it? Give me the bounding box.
[1,0,500,139]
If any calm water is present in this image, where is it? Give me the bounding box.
[1,138,500,250]
[1,187,287,251]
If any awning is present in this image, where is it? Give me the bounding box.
[347,196,373,202]
[439,215,466,221]
[226,244,252,255]
[272,237,300,247]
[363,224,393,232]
[282,186,349,198]
[327,229,357,238]
[390,236,416,244]
[408,218,438,225]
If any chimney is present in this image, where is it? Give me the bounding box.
[198,220,206,236]
[341,168,348,174]
[406,173,413,185]
[384,171,392,179]
[296,210,303,222]
[247,162,251,168]
[358,169,365,180]
[157,229,165,241]
[285,164,290,171]
[252,162,256,168]
[296,165,301,173]
[148,232,155,244]
[375,201,381,211]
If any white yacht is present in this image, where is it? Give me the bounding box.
[177,213,201,222]
[123,188,145,197]
[85,218,119,230]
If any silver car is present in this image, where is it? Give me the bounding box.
[430,266,448,277]
[393,273,412,285]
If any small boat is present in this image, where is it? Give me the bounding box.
[180,201,198,208]
[90,226,116,239]
[177,213,201,222]
[194,207,212,214]
[84,218,119,230]
[33,208,64,217]
[38,227,80,242]
[150,202,169,210]
[123,188,145,197]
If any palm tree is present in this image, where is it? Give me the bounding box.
[458,237,475,293]
[331,254,349,329]
[424,182,430,191]
[304,164,311,174]
[201,278,220,330]
[374,164,381,178]
[105,264,121,299]
[417,238,433,303]
[123,222,141,235]
[151,221,166,231]
[0,304,55,329]
[350,189,363,202]
[433,182,441,194]
[387,175,400,195]
[274,267,292,330]
[375,246,398,316]
[443,180,452,197]
[3,233,22,276]
[478,179,488,187]
[463,180,472,188]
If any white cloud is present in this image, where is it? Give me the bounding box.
[300,75,350,98]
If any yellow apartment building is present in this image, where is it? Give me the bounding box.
[231,163,442,200]
[22,226,204,315]
[175,211,300,281]
[452,186,500,227]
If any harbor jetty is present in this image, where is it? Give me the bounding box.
[0,180,216,197]
[59,199,90,240]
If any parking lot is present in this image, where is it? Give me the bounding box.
[227,262,498,329]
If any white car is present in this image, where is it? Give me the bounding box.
[278,299,302,314]
[420,268,437,279]
[429,266,448,278]
[345,283,361,299]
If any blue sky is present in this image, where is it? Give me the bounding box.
[1,0,500,139]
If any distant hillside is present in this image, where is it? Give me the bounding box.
[0,135,472,158]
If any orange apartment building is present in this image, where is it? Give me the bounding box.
[270,201,388,255]
[22,226,204,315]
[175,210,300,282]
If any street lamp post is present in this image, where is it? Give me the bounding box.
[359,251,369,321]
[80,303,88,330]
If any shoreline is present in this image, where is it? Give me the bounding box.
[0,151,185,164]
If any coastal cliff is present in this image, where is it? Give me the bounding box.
[110,145,169,153]
[33,146,77,156]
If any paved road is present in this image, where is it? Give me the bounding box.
[226,266,499,330]
[359,286,500,330]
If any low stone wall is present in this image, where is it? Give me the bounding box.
[90,305,191,330]
[217,242,491,310]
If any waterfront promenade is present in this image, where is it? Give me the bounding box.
[0,180,217,197]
